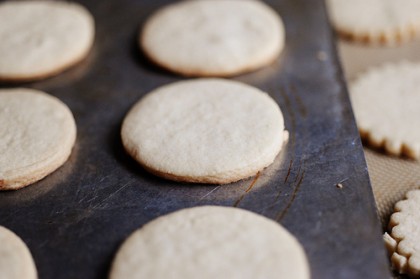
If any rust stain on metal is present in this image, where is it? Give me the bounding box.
[233,172,260,207]
[294,164,302,183]
[276,170,305,221]
[284,160,293,183]
[245,172,260,193]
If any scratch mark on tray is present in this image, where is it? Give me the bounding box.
[275,160,299,203]
[92,181,132,210]
[199,186,221,200]
[233,172,260,207]
[284,160,293,183]
[276,169,305,221]
[294,163,302,183]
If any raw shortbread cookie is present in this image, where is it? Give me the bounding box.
[0,226,37,279]
[121,79,287,184]
[350,61,420,159]
[109,206,310,279]
[141,0,285,77]
[384,190,420,277]
[0,88,76,190]
[0,1,94,82]
[326,0,420,45]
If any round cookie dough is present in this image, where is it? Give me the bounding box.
[140,0,285,77]
[350,61,420,159]
[121,79,286,184]
[0,1,94,82]
[326,0,420,45]
[0,88,76,190]
[109,206,310,279]
[0,226,37,279]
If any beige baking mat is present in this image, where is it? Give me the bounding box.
[337,39,420,278]
[364,148,420,227]
[338,39,420,228]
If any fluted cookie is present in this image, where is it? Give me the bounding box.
[327,0,420,45]
[384,190,420,277]
[350,61,420,159]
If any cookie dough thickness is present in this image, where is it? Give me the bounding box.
[140,0,285,76]
[326,0,420,45]
[121,79,287,184]
[0,226,37,279]
[109,206,310,279]
[0,1,94,81]
[0,88,76,190]
[384,190,420,277]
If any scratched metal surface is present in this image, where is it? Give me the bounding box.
[0,0,390,278]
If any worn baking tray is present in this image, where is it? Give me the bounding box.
[0,0,390,278]
[338,37,420,279]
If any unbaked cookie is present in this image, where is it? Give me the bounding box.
[384,190,420,277]
[140,0,285,77]
[121,79,287,184]
[350,61,420,159]
[0,1,94,82]
[0,226,37,279]
[109,206,310,279]
[326,0,420,45]
[0,88,76,190]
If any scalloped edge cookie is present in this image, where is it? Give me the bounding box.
[384,190,420,277]
[326,0,420,46]
[350,61,420,159]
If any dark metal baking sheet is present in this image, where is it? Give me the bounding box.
[0,0,390,278]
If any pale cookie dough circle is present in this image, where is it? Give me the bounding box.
[141,0,285,77]
[110,206,310,279]
[0,88,76,190]
[350,61,420,159]
[121,79,286,184]
[0,226,37,279]
[327,0,420,45]
[384,190,420,277]
[0,1,94,82]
